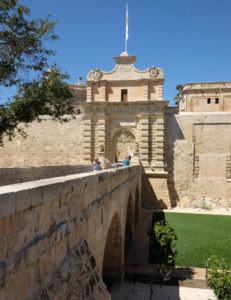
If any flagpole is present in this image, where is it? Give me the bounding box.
[125,3,128,53]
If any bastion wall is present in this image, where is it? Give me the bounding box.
[0,115,84,168]
[166,112,231,208]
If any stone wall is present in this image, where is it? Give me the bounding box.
[31,238,111,300]
[0,115,84,168]
[177,82,231,112]
[166,112,231,208]
[0,165,141,299]
[0,165,92,186]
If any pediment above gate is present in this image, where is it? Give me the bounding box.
[87,52,164,82]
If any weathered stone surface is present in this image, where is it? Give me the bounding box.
[0,165,92,186]
[0,166,141,299]
[166,112,231,208]
[29,239,111,300]
[0,116,84,168]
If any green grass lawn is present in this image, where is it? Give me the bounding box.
[150,212,231,268]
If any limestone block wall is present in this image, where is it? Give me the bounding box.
[31,238,110,300]
[0,165,92,186]
[0,165,141,299]
[0,115,84,168]
[166,112,231,208]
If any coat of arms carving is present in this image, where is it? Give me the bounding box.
[87,69,103,81]
[149,66,160,78]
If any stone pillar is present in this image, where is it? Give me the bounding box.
[140,114,149,167]
[97,114,107,168]
[83,115,92,163]
[143,80,149,101]
[87,85,92,102]
[157,84,163,99]
[150,117,156,166]
[153,115,165,172]
[100,81,106,101]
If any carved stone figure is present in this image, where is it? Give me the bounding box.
[87,69,103,81]
[149,66,160,78]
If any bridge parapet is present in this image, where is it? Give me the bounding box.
[0,165,142,299]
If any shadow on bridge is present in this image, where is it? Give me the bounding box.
[102,185,140,287]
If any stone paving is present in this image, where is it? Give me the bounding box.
[110,281,216,300]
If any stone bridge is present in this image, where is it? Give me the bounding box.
[0,165,141,299]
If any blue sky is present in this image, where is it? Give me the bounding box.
[1,0,231,106]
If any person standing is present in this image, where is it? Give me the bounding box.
[93,157,102,171]
[123,157,129,166]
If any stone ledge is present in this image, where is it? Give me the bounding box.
[0,165,141,219]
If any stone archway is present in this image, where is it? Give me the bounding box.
[102,213,122,286]
[124,193,134,260]
[111,129,136,162]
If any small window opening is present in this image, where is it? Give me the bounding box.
[121,89,128,102]
[77,109,81,115]
[207,98,211,104]
[215,98,219,104]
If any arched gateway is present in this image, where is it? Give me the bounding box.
[111,129,136,162]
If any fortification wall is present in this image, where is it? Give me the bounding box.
[0,165,92,186]
[166,112,231,208]
[0,115,84,167]
[0,165,141,299]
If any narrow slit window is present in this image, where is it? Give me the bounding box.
[121,89,128,102]
[215,98,219,104]
[207,98,211,104]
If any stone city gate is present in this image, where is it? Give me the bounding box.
[0,165,141,299]
[82,52,171,208]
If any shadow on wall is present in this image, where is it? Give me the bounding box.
[102,213,123,287]
[124,193,134,260]
[141,173,168,209]
[165,113,185,208]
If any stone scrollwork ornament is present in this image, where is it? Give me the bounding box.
[87,69,103,81]
[149,66,160,78]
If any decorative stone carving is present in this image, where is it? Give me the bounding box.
[87,69,103,81]
[149,67,160,78]
[99,144,105,153]
[115,130,135,143]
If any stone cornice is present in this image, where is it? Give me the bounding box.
[86,78,165,84]
[82,101,169,114]
[177,82,231,93]
[82,100,169,108]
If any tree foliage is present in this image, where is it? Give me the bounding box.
[149,219,178,281]
[207,256,231,300]
[0,0,74,145]
[153,220,178,266]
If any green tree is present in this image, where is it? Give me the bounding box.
[0,0,74,146]
[149,220,178,280]
[207,256,231,300]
